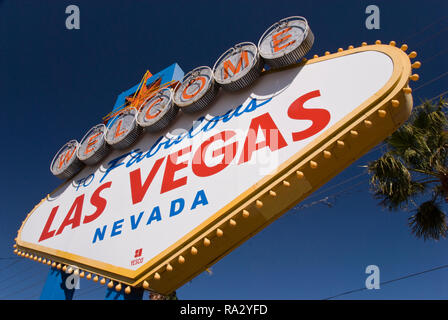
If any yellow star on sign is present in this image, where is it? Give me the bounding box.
[125,76,162,109]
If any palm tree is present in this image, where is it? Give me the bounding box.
[368,98,448,240]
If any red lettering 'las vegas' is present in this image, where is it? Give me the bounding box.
[39,90,330,242]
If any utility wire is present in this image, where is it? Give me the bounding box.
[0,278,45,300]
[413,25,448,48]
[421,49,448,64]
[323,264,448,300]
[0,265,46,292]
[0,262,35,284]
[297,144,386,204]
[296,180,365,210]
[402,15,448,42]
[303,172,367,203]
[75,284,104,299]
[0,259,22,275]
[429,90,448,102]
[0,260,44,286]
[293,180,365,212]
[414,71,448,92]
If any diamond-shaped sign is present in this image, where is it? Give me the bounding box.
[16,44,415,294]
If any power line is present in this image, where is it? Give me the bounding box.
[0,260,43,286]
[75,284,104,299]
[0,259,22,275]
[429,90,448,102]
[421,48,448,64]
[413,25,448,48]
[0,264,46,291]
[0,262,35,284]
[293,181,365,211]
[295,144,386,204]
[21,291,41,300]
[0,278,45,300]
[414,71,448,92]
[303,172,367,203]
[403,15,448,42]
[323,263,448,300]
[294,180,366,211]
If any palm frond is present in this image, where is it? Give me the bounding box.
[412,100,448,133]
[368,99,448,241]
[386,99,448,171]
[408,200,447,241]
[386,125,431,169]
[368,153,425,209]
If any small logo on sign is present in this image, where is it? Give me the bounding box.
[131,248,144,266]
[134,248,143,258]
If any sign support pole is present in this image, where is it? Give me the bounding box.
[40,267,75,300]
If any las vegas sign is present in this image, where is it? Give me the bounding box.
[14,17,420,295]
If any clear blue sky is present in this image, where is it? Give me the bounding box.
[0,0,447,300]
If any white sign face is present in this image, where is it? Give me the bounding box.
[18,46,411,289]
